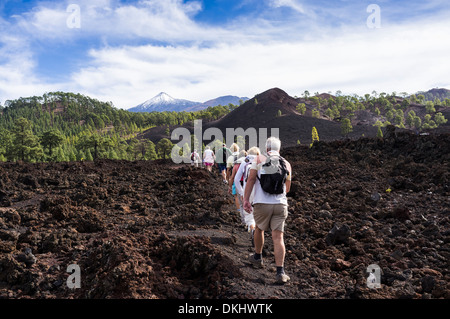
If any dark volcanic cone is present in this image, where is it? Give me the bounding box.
[204,88,378,147]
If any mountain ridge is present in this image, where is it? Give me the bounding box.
[128,92,249,113]
[140,87,449,148]
[128,92,200,113]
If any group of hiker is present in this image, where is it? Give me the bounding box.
[190,137,292,284]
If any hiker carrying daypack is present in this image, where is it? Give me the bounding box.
[243,137,292,284]
[257,154,288,195]
[216,144,231,164]
[190,150,199,167]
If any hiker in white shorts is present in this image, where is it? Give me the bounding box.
[234,147,260,235]
[228,149,247,219]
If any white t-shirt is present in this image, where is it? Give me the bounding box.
[227,152,240,168]
[203,149,215,163]
[250,151,288,206]
[234,155,255,196]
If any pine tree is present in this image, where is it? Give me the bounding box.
[55,147,68,162]
[77,150,86,161]
[68,148,77,162]
[341,118,353,136]
[0,129,11,160]
[77,134,113,160]
[132,139,152,160]
[374,107,380,116]
[425,101,435,113]
[310,127,319,148]
[145,141,157,160]
[376,126,383,138]
[108,149,119,160]
[10,117,44,162]
[85,149,94,161]
[171,144,182,162]
[40,129,64,158]
[118,148,128,160]
[312,109,320,118]
[296,103,306,115]
[435,112,448,126]
[156,138,174,159]
[127,138,140,160]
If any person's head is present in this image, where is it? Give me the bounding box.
[205,146,210,150]
[247,146,260,155]
[230,143,239,153]
[222,143,226,148]
[238,150,247,158]
[266,137,281,153]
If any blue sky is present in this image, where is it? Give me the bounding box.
[0,0,449,109]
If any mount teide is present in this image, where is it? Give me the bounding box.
[129,92,248,113]
[128,92,199,113]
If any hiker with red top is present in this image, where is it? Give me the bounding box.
[243,137,292,284]
[190,149,200,167]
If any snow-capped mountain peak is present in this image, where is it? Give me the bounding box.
[139,92,176,108]
[129,92,199,112]
[128,92,249,113]
[152,92,175,104]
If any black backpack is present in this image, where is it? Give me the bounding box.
[257,155,288,194]
[223,147,231,164]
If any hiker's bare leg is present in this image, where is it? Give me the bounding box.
[254,226,264,254]
[272,230,285,267]
[234,195,240,211]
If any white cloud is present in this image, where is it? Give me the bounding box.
[269,0,306,14]
[1,1,449,109]
[0,21,53,102]
[67,15,450,109]
[11,0,214,43]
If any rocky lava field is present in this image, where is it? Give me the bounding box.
[0,128,449,299]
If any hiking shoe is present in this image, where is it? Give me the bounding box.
[276,273,290,284]
[248,254,263,268]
